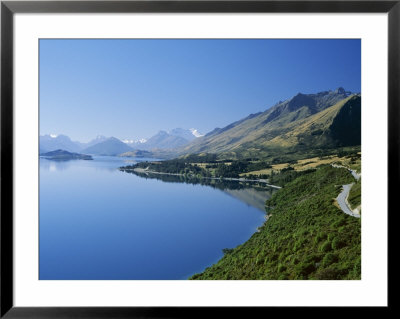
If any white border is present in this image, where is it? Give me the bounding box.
[14,13,388,307]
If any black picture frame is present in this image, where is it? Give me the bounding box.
[1,0,395,317]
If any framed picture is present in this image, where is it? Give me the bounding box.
[1,0,394,316]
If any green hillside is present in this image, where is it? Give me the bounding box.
[190,165,361,280]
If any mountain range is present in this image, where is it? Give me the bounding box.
[39,134,83,154]
[179,88,360,159]
[40,128,204,156]
[40,88,360,159]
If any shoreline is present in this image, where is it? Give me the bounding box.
[120,167,282,189]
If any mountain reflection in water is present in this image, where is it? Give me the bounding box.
[121,170,277,213]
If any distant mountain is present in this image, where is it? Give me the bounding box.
[40,134,83,153]
[85,135,109,148]
[39,128,203,155]
[169,128,203,141]
[136,128,203,150]
[189,128,204,138]
[140,131,189,150]
[40,149,92,160]
[122,138,148,148]
[180,88,360,159]
[81,137,133,156]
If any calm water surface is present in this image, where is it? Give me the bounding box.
[39,156,275,280]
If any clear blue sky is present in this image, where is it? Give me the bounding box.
[40,39,361,142]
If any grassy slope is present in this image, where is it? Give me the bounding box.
[348,178,361,210]
[266,96,352,148]
[182,95,358,159]
[190,166,361,280]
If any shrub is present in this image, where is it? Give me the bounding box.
[278,264,287,273]
[331,237,347,250]
[332,217,347,228]
[314,267,341,280]
[321,253,338,267]
[270,254,279,261]
[222,248,234,254]
[296,262,316,277]
[293,240,303,252]
[304,254,323,264]
[319,240,332,252]
[314,232,327,244]
[328,233,336,241]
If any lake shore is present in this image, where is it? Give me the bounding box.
[121,167,282,189]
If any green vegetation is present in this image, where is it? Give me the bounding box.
[120,157,274,179]
[120,147,361,183]
[348,178,361,211]
[347,153,361,173]
[180,153,219,163]
[121,160,212,178]
[214,161,248,178]
[268,167,316,187]
[190,166,361,280]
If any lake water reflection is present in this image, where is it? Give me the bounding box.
[39,156,276,280]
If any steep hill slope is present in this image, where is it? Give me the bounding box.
[180,89,360,159]
[265,94,361,148]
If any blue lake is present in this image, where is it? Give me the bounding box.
[39,156,276,280]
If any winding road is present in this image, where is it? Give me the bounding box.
[336,183,360,218]
[332,164,361,218]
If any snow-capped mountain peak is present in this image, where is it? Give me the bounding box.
[122,138,147,144]
[190,128,204,138]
